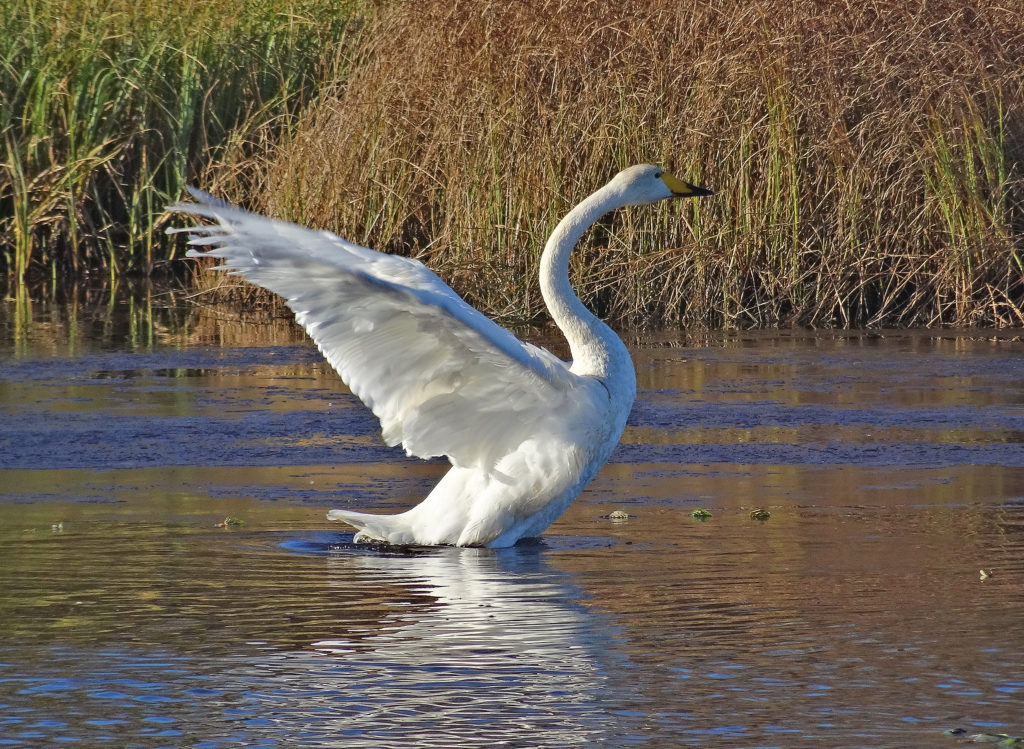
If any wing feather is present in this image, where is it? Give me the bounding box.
[169,190,581,470]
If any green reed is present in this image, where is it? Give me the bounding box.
[0,0,357,283]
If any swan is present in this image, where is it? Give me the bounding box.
[170,164,712,547]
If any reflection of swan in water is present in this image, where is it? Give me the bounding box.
[307,545,629,744]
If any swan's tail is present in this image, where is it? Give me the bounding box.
[327,508,418,545]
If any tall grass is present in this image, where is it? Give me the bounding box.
[0,0,358,283]
[248,0,1024,327]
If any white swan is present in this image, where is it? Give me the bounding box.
[170,164,712,547]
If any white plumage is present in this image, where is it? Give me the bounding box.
[170,164,711,547]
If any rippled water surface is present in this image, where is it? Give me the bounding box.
[1,305,1023,747]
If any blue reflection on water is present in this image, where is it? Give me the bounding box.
[0,544,644,747]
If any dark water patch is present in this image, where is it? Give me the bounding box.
[0,408,388,470]
[614,440,1024,467]
[0,346,388,472]
[631,398,1024,433]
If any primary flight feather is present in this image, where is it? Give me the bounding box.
[170,164,712,547]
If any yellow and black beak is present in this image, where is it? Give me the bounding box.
[661,172,714,198]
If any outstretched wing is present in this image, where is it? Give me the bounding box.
[169,189,582,470]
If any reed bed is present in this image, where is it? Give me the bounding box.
[246,0,1024,327]
[5,0,1023,328]
[0,0,358,283]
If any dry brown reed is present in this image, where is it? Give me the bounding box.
[229,0,1024,328]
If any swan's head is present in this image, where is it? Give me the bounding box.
[611,164,713,206]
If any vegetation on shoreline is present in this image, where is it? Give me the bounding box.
[5,0,1024,328]
[254,0,1024,327]
[0,0,358,283]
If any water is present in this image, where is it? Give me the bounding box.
[1,298,1023,746]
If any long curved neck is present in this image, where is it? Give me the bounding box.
[540,182,633,385]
